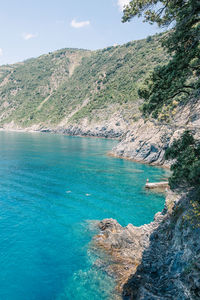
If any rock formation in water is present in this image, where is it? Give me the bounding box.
[92,191,200,299]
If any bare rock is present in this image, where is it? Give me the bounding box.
[111,99,200,167]
[91,191,200,299]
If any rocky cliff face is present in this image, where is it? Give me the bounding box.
[1,110,129,139]
[3,99,199,168]
[92,191,200,299]
[111,99,200,166]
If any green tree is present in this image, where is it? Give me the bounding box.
[165,130,200,200]
[122,0,200,117]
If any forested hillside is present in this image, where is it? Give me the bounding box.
[0,34,167,129]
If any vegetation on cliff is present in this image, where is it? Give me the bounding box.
[165,130,200,201]
[122,0,200,203]
[0,36,167,127]
[123,0,200,118]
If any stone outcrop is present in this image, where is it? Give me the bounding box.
[54,123,124,139]
[91,214,164,294]
[1,111,130,139]
[92,191,200,299]
[111,99,200,166]
[1,120,125,139]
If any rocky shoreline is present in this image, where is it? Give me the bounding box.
[1,100,199,299]
[1,99,199,168]
[110,99,200,167]
[91,191,200,299]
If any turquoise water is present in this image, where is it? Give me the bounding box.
[0,131,168,300]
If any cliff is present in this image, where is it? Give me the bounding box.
[92,190,200,299]
[111,98,200,167]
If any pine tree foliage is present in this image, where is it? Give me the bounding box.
[165,131,200,200]
[122,0,200,117]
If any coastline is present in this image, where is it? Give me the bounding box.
[107,152,170,169]
[91,190,200,299]
[90,191,173,296]
[0,126,171,169]
[0,127,121,140]
[1,125,199,299]
[1,98,199,169]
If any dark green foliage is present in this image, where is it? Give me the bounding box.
[122,0,200,117]
[146,36,152,43]
[165,131,200,200]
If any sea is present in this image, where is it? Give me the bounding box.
[0,131,168,299]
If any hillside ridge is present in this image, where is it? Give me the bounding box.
[1,33,199,167]
[0,33,167,136]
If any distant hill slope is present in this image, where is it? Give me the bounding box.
[0,34,168,133]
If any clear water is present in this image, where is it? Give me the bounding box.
[0,131,168,300]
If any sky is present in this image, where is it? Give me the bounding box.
[0,0,162,66]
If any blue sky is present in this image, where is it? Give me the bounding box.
[0,0,162,65]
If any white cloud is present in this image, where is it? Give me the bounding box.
[117,0,130,11]
[22,33,38,40]
[0,48,3,56]
[70,19,90,29]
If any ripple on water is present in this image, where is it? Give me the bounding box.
[0,132,168,300]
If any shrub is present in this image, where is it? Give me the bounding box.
[165,130,200,201]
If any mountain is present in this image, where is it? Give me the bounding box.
[0,33,167,134]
